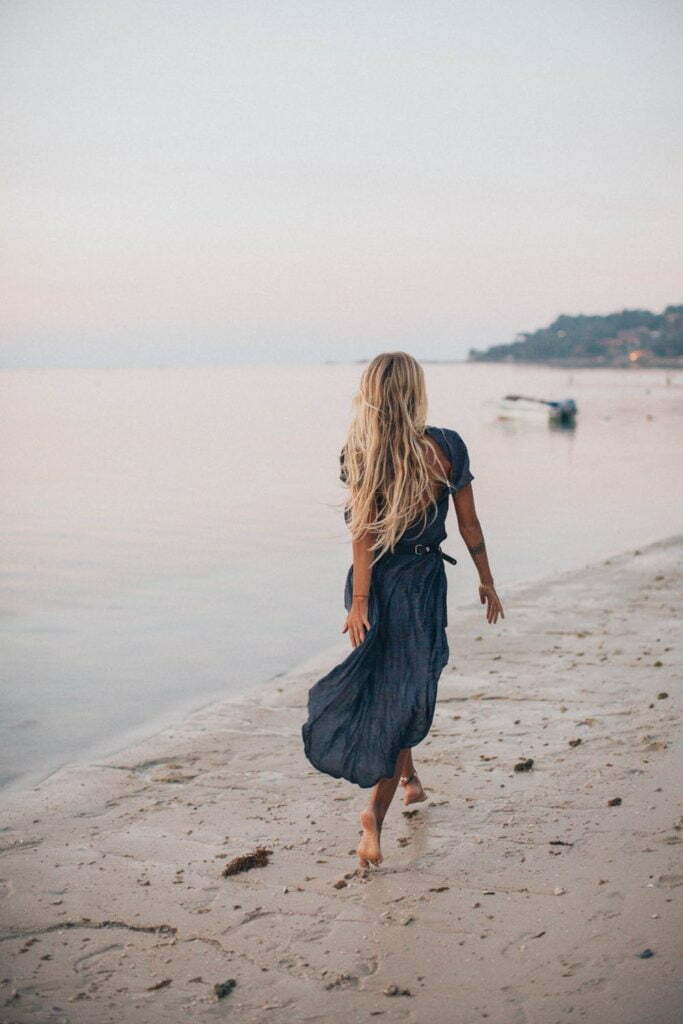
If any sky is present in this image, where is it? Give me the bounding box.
[2,0,682,368]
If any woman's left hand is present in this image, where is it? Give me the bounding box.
[479,583,504,624]
[342,597,371,647]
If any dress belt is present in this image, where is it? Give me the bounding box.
[391,541,457,564]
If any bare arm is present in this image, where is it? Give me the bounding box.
[342,530,374,648]
[453,483,493,583]
[351,531,374,601]
[453,483,504,624]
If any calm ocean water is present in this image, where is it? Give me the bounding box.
[1,361,681,792]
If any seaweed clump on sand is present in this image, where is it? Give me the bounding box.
[222,846,273,877]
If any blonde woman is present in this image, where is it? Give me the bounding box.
[301,352,504,868]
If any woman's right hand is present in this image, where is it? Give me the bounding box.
[479,583,504,624]
[342,597,371,648]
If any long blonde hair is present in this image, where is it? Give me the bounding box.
[340,352,450,563]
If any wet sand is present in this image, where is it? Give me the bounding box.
[1,535,681,1023]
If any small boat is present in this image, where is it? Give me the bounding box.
[497,394,578,426]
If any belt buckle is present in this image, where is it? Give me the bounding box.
[414,543,425,554]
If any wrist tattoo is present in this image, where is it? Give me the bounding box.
[468,540,486,557]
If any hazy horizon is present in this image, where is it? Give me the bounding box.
[3,1,682,369]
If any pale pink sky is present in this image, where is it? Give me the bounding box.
[2,0,682,366]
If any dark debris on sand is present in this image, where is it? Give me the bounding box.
[222,847,273,877]
[214,978,237,998]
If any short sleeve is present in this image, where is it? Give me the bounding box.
[339,447,352,524]
[339,447,348,484]
[441,427,474,493]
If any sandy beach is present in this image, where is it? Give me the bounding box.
[1,535,681,1024]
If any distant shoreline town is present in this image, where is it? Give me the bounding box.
[467,305,683,368]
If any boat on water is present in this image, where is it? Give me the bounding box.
[496,394,578,427]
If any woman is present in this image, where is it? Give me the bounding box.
[301,352,504,868]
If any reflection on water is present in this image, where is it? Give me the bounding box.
[1,362,681,791]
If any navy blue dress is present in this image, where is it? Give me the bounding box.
[301,426,474,788]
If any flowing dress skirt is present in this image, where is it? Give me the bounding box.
[301,548,450,788]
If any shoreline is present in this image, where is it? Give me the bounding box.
[0,547,599,801]
[2,528,672,803]
[467,359,683,370]
[1,534,681,1022]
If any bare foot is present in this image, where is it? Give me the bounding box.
[401,772,427,806]
[357,808,383,867]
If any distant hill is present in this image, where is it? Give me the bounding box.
[468,305,683,366]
